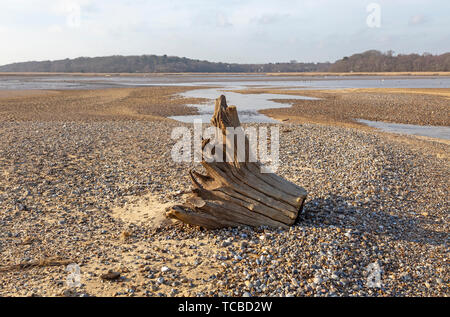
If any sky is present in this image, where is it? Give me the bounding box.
[0,0,449,65]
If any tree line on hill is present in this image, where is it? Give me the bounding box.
[329,50,450,72]
[0,50,448,73]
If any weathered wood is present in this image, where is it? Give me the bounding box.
[166,95,307,229]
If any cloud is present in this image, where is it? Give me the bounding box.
[0,0,448,66]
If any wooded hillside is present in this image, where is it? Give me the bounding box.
[0,51,448,73]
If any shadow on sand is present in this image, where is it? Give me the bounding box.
[298,194,447,247]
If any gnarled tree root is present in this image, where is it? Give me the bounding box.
[166,95,307,229]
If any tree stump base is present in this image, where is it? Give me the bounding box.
[166,95,307,229]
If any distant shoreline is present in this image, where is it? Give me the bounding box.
[1,71,450,77]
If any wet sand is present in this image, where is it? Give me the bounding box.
[228,88,450,127]
[0,87,448,297]
[0,87,206,122]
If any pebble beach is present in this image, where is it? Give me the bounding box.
[0,86,448,297]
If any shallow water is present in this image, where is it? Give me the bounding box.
[1,74,449,90]
[170,87,319,123]
[170,112,279,124]
[357,119,450,140]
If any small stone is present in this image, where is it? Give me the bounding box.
[17,204,28,211]
[313,276,322,285]
[221,241,231,247]
[62,289,74,297]
[100,271,121,281]
[161,266,170,273]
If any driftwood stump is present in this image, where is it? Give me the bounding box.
[166,95,307,229]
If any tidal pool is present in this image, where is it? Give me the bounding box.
[357,119,450,140]
[170,87,319,123]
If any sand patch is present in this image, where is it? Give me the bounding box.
[0,90,60,99]
[319,88,450,98]
[111,193,174,228]
[77,237,223,297]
